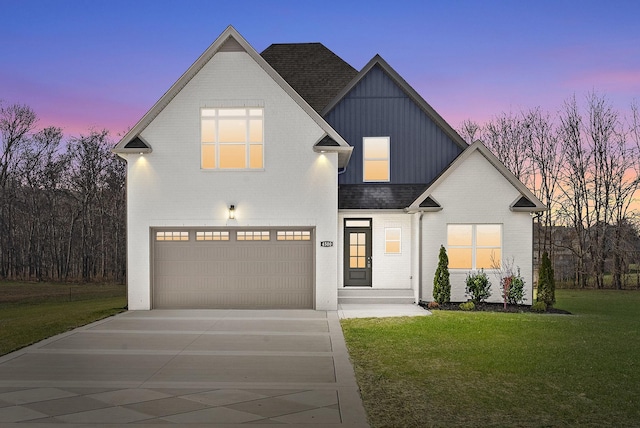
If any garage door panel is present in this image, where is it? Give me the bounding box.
[153,228,313,309]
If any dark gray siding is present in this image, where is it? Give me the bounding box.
[325,65,463,185]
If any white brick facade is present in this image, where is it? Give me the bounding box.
[420,150,534,304]
[338,212,413,289]
[123,51,339,310]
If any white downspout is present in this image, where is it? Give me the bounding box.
[411,212,422,304]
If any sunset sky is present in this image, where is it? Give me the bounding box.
[1,0,639,138]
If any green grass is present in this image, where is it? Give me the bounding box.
[0,282,127,356]
[341,290,640,427]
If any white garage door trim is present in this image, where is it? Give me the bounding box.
[151,227,315,309]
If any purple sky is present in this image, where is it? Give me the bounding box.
[2,0,639,138]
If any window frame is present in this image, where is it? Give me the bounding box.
[155,231,189,241]
[201,107,264,170]
[384,227,402,254]
[362,136,390,182]
[447,224,502,270]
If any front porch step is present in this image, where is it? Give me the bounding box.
[338,288,415,304]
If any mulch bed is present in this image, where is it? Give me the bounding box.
[419,301,571,314]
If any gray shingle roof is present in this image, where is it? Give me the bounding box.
[261,43,358,113]
[339,184,436,209]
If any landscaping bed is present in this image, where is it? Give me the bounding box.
[420,300,571,314]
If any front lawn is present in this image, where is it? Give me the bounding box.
[341,289,640,427]
[0,282,127,356]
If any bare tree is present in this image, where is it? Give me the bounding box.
[525,107,565,260]
[0,103,37,278]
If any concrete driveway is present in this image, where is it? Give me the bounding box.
[0,310,370,427]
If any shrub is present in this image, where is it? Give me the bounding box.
[465,270,492,304]
[537,252,556,306]
[432,245,451,304]
[504,268,525,305]
[427,301,440,309]
[531,301,547,312]
[459,301,475,311]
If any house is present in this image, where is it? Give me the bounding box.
[113,26,545,310]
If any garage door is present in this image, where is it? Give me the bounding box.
[152,228,313,309]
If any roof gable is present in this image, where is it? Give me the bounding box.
[261,43,358,113]
[323,55,466,185]
[113,26,352,166]
[408,141,547,212]
[323,55,468,151]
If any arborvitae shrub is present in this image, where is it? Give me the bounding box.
[433,245,451,304]
[537,252,556,306]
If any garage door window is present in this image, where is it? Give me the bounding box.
[277,231,311,241]
[156,231,189,241]
[196,231,229,241]
[237,231,270,241]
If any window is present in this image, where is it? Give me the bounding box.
[201,108,263,169]
[385,228,401,254]
[156,231,189,241]
[349,232,367,268]
[237,231,270,241]
[447,224,501,269]
[363,137,390,182]
[196,231,229,241]
[277,231,311,241]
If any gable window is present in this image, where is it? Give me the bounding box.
[385,227,401,254]
[201,108,263,170]
[447,224,501,269]
[363,137,390,182]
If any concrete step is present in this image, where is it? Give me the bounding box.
[338,288,415,304]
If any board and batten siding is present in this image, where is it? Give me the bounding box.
[325,65,463,185]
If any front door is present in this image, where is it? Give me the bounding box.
[344,219,372,286]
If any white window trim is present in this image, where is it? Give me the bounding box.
[363,136,390,182]
[384,227,402,254]
[447,224,502,270]
[201,107,264,170]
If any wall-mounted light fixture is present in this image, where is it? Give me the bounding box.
[228,204,235,219]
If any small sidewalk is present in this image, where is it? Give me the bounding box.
[0,305,428,427]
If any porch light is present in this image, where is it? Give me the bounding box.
[228,205,235,219]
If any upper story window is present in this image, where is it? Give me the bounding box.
[363,137,390,182]
[201,108,263,170]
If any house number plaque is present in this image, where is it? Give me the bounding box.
[320,241,334,247]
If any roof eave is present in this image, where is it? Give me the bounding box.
[313,144,353,168]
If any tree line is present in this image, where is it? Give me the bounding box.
[3,93,639,288]
[0,102,125,283]
[460,92,640,289]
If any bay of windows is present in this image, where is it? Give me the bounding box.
[201,108,263,169]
